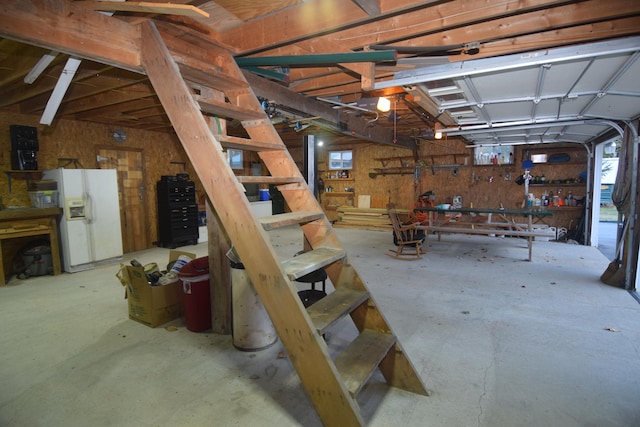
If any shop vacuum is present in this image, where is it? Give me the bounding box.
[15,241,54,279]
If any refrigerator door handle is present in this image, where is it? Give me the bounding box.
[83,191,97,262]
[84,192,94,224]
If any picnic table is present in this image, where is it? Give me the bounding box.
[414,206,553,261]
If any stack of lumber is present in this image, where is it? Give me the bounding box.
[333,207,410,231]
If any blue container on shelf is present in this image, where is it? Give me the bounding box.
[259,189,270,201]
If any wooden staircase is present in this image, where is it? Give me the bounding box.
[140,21,429,426]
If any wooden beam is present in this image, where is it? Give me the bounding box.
[20,72,147,114]
[0,0,142,73]
[217,0,444,55]
[206,202,232,335]
[243,70,415,148]
[0,42,64,87]
[274,0,640,101]
[375,0,640,57]
[73,96,160,120]
[476,16,640,60]
[229,0,624,94]
[75,1,210,18]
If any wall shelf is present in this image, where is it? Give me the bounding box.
[530,182,585,187]
[375,153,470,169]
[324,191,355,196]
[4,170,42,192]
[372,167,415,176]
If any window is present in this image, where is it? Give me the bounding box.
[329,150,352,170]
[473,146,513,165]
[227,149,243,169]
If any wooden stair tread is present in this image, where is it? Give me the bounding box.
[237,176,305,184]
[282,247,345,280]
[196,96,264,121]
[307,287,370,334]
[334,329,396,397]
[259,211,325,230]
[218,134,284,151]
[178,63,248,92]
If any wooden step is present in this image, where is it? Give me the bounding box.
[259,211,325,231]
[334,329,396,397]
[282,247,345,280]
[196,96,264,121]
[158,25,249,92]
[237,176,306,185]
[218,134,284,152]
[307,287,370,334]
[178,63,249,92]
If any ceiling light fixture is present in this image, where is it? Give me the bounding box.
[40,57,82,126]
[376,97,391,112]
[24,51,59,84]
[434,122,443,139]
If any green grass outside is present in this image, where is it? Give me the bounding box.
[600,205,618,222]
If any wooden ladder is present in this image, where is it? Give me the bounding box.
[140,21,429,426]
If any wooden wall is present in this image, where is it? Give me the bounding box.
[0,110,197,249]
[1,108,588,254]
[320,136,588,231]
[350,143,416,208]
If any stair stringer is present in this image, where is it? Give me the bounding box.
[141,20,365,426]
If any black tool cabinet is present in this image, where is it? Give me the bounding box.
[157,175,199,248]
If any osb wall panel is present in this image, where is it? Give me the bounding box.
[0,110,198,249]
[320,137,587,231]
[350,143,415,209]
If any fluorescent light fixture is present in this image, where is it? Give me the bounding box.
[376,97,391,112]
[427,85,463,96]
[24,51,59,84]
[40,57,82,125]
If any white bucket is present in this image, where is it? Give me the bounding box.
[231,267,277,351]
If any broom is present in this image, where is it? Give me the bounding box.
[600,220,628,287]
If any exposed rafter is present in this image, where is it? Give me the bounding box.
[75,1,210,18]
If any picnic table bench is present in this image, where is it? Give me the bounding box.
[414,206,553,261]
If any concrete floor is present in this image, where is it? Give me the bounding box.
[598,221,619,261]
[1,227,639,426]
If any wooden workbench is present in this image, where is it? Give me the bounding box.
[0,208,62,284]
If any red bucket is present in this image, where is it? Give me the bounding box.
[179,256,211,332]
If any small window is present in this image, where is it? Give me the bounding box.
[329,150,352,170]
[473,146,513,165]
[227,149,243,169]
[531,154,548,163]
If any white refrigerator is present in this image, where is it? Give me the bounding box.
[43,168,123,272]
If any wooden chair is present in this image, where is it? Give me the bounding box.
[387,204,425,260]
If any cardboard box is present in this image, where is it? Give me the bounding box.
[117,250,196,328]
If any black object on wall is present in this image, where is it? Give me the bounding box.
[157,175,199,248]
[10,125,39,170]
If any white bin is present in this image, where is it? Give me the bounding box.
[231,262,277,351]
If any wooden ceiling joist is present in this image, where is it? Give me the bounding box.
[243,70,414,148]
[1,0,639,144]
[75,1,210,18]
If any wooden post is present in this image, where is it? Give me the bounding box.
[207,201,232,334]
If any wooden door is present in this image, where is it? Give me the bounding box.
[96,147,148,252]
